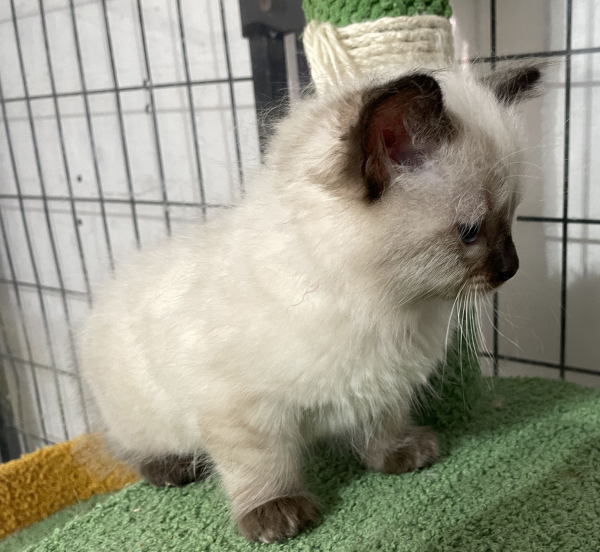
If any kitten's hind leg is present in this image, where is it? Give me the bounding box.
[360,416,439,475]
[138,453,211,487]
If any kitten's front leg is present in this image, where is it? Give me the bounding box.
[360,415,439,475]
[203,419,319,543]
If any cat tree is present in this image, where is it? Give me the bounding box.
[301,0,482,427]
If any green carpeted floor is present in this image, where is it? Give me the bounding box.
[5,377,600,551]
[0,494,112,552]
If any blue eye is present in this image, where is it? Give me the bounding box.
[458,221,482,244]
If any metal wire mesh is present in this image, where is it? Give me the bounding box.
[0,0,257,461]
[1,0,599,463]
[482,0,600,380]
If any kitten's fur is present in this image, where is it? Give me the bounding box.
[80,64,543,543]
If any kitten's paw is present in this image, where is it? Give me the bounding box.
[237,495,320,543]
[379,427,439,475]
[138,454,210,487]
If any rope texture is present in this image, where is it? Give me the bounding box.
[303,15,455,93]
[303,0,452,27]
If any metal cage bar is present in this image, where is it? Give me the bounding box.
[559,0,573,380]
[174,0,208,219]
[219,0,245,194]
[100,0,142,248]
[490,0,499,377]
[136,0,172,236]
[68,0,114,271]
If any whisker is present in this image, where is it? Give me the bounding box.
[481,295,523,353]
[444,281,468,369]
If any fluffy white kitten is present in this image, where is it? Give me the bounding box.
[80,63,542,543]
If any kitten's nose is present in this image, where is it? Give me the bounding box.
[498,262,518,282]
[490,235,519,284]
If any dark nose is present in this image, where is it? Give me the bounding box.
[492,235,519,283]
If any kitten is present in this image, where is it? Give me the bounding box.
[80,63,543,543]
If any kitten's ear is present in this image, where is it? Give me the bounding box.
[357,73,454,201]
[483,63,545,106]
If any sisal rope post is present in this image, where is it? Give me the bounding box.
[303,15,455,93]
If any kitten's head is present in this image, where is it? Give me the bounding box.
[269,63,544,303]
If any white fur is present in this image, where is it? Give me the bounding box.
[79,64,528,518]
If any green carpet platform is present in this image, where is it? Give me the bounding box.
[3,377,600,551]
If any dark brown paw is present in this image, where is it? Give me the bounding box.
[380,427,439,475]
[138,454,210,487]
[237,495,319,543]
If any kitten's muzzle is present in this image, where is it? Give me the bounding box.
[488,235,519,286]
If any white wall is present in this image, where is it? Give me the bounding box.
[1,0,599,456]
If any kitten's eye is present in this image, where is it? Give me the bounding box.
[458,221,482,244]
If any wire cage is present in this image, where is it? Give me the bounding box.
[0,0,599,463]
[456,0,600,386]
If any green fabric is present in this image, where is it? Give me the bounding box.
[0,494,111,552]
[12,377,600,551]
[302,0,452,26]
